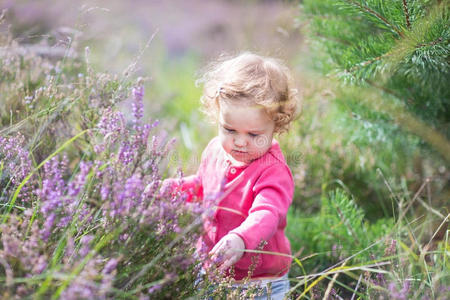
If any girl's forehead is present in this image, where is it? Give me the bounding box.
[219,98,263,111]
[219,101,273,129]
[220,101,264,116]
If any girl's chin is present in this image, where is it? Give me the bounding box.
[229,151,251,163]
[230,151,259,164]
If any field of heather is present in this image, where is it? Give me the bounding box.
[0,0,448,299]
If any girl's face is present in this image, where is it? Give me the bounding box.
[218,100,275,165]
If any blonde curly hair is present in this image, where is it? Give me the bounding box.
[197,52,299,134]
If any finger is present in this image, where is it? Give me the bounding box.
[209,245,228,264]
[218,255,236,272]
[209,240,224,257]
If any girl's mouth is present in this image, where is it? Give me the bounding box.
[233,150,247,154]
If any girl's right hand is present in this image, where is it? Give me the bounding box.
[209,233,245,272]
[159,178,175,195]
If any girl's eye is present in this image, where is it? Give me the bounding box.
[249,133,259,137]
[224,128,235,133]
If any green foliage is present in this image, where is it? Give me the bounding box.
[302,0,449,142]
[287,185,449,298]
[287,188,393,274]
[280,83,431,218]
[293,0,450,218]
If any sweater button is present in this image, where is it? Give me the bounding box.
[211,226,217,233]
[230,168,236,174]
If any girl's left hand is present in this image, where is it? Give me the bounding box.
[209,233,245,272]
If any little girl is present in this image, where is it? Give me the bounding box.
[163,52,298,299]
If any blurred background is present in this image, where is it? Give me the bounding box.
[1,0,304,168]
[2,0,310,183]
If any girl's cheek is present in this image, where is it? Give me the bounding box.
[219,134,230,151]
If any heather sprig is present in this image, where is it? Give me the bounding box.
[0,102,201,299]
[1,27,201,297]
[0,133,35,204]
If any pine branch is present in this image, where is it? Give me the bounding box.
[402,0,411,29]
[344,52,391,78]
[345,0,405,37]
[417,37,444,48]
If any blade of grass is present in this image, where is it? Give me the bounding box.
[351,273,363,300]
[324,261,345,299]
[295,265,350,299]
[48,163,101,266]
[344,270,388,293]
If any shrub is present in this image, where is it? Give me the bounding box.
[287,188,393,274]
[0,23,202,298]
[286,187,449,299]
[290,0,450,217]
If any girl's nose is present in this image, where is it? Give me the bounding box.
[234,135,247,147]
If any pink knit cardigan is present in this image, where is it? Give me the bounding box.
[166,136,294,280]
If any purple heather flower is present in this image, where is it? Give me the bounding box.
[132,85,144,122]
[400,280,410,296]
[77,204,91,223]
[110,173,144,217]
[103,258,119,274]
[148,283,162,294]
[38,156,68,216]
[32,255,48,274]
[61,283,94,300]
[100,185,110,200]
[118,141,134,165]
[388,280,411,300]
[1,230,20,256]
[96,108,125,145]
[330,287,337,297]
[16,285,28,297]
[120,233,129,241]
[80,235,94,244]
[0,134,34,201]
[385,238,397,256]
[93,144,105,154]
[79,235,94,257]
[40,213,56,242]
[375,272,385,286]
[58,215,72,228]
[68,161,92,197]
[331,244,338,257]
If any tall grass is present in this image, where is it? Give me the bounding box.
[286,184,449,299]
[0,22,202,299]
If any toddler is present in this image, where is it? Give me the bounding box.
[164,52,298,299]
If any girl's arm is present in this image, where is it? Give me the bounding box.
[160,175,203,202]
[228,163,294,263]
[208,163,293,271]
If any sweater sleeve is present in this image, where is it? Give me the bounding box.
[161,174,203,202]
[229,163,294,251]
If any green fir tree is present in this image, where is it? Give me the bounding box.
[301,0,449,161]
